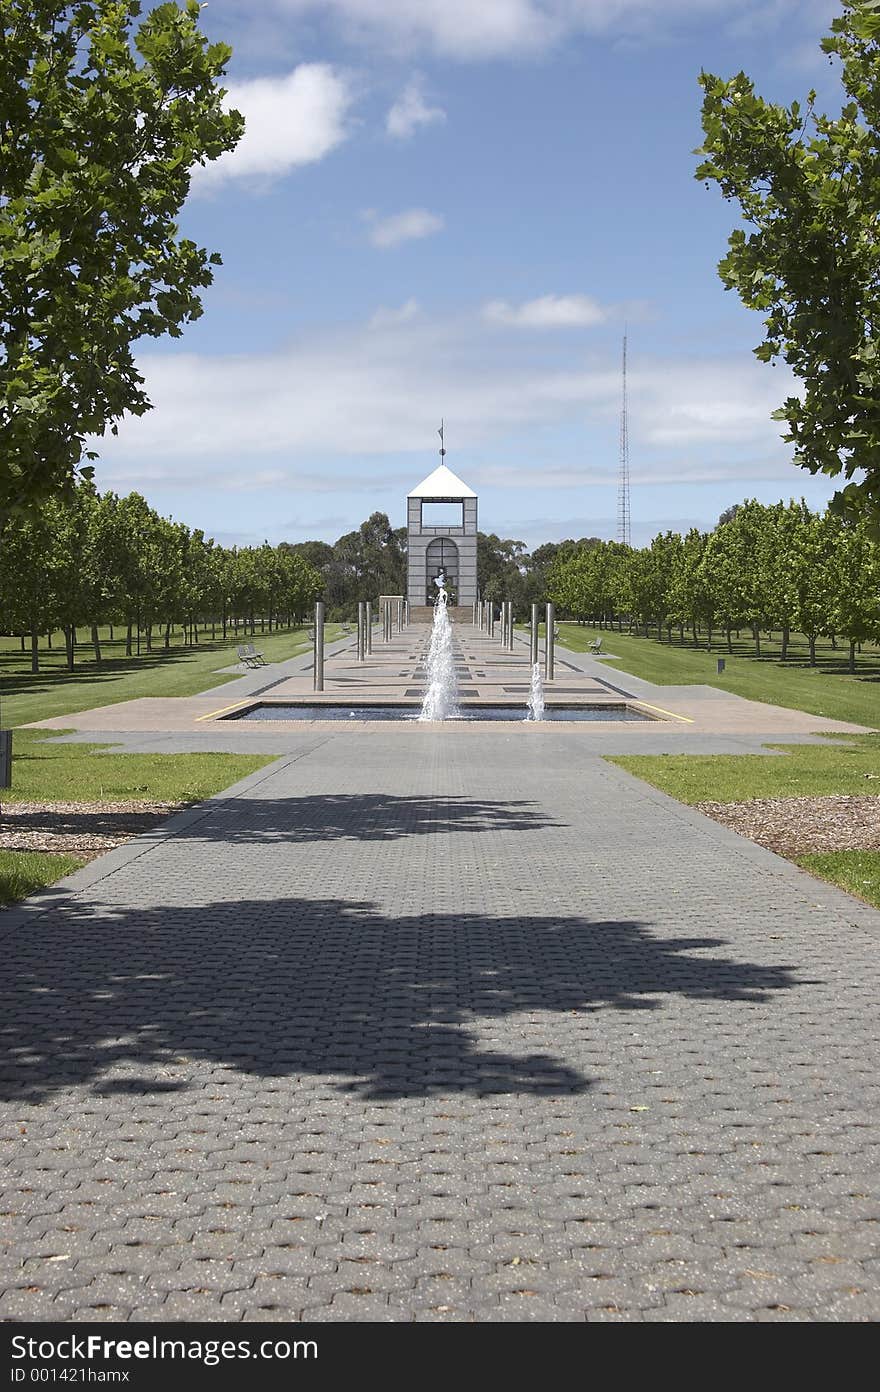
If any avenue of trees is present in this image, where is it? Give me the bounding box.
[547,500,880,672]
[0,482,323,671]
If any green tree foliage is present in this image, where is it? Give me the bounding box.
[696,0,880,524]
[0,481,323,668]
[0,0,244,517]
[548,499,880,666]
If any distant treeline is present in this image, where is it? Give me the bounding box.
[0,482,323,672]
[548,500,880,670]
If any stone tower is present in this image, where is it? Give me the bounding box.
[406,462,478,621]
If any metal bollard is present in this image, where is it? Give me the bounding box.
[366,601,372,653]
[314,601,325,691]
[0,729,11,789]
[530,603,539,666]
[545,601,555,681]
[357,601,365,662]
[508,602,516,651]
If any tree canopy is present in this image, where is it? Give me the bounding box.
[696,0,880,525]
[0,0,243,518]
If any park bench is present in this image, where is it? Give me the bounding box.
[237,643,267,667]
[588,636,604,654]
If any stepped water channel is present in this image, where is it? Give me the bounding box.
[215,607,655,723]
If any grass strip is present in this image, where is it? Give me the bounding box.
[3,729,275,803]
[796,851,880,910]
[608,734,880,805]
[0,849,86,906]
[557,622,880,729]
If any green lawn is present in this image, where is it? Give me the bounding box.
[0,849,86,906]
[0,623,342,728]
[609,733,880,804]
[4,729,275,803]
[796,851,880,911]
[556,622,880,729]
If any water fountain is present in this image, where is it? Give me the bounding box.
[418,573,460,721]
[526,661,545,721]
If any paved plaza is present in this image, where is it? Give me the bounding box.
[3,624,880,1321]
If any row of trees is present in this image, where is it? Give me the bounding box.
[547,500,880,671]
[0,483,323,671]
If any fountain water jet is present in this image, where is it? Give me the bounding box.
[418,573,460,721]
[526,661,545,721]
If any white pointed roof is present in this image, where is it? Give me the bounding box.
[408,462,476,499]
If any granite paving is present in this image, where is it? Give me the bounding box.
[3,688,880,1321]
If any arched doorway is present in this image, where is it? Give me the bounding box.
[425,537,459,604]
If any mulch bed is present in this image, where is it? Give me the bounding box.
[0,801,185,862]
[696,794,880,858]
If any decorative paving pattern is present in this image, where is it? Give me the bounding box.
[2,727,880,1322]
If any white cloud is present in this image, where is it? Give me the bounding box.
[267,1,821,60]
[194,63,353,190]
[93,304,798,494]
[369,299,421,328]
[386,76,446,138]
[365,207,444,248]
[484,294,609,328]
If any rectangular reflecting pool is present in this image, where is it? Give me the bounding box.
[222,703,655,722]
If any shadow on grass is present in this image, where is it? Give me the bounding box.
[0,891,805,1103]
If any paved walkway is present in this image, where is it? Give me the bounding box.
[2,717,880,1320]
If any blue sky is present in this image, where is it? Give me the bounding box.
[93,0,844,550]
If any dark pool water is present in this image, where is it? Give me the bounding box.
[223,703,653,722]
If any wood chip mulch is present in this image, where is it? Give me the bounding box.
[0,801,186,862]
[695,794,880,858]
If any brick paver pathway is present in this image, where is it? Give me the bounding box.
[2,730,880,1321]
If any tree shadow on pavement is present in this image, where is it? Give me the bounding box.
[175,793,565,843]
[0,895,805,1103]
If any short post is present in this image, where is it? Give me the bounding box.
[357,601,365,662]
[508,603,516,651]
[397,597,403,633]
[530,603,539,666]
[0,730,12,789]
[503,601,510,646]
[366,601,373,653]
[313,601,325,691]
[545,601,555,681]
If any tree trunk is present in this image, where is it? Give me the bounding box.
[753,624,761,658]
[47,630,52,649]
[809,634,817,666]
[64,626,75,672]
[781,624,790,660]
[691,621,698,646]
[212,619,216,640]
[91,623,101,663]
[726,627,733,653]
[30,628,39,674]
[222,607,227,641]
[146,624,153,653]
[19,634,24,652]
[706,624,712,651]
[164,622,171,650]
[849,639,856,674]
[109,623,114,641]
[830,632,837,650]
